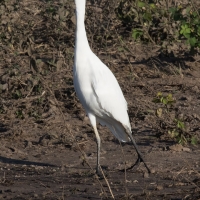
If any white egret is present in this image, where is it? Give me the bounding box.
[73,0,150,174]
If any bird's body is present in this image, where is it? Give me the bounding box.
[74,49,130,142]
[74,0,150,174]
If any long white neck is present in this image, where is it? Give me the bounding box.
[75,0,90,57]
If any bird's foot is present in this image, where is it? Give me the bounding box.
[126,156,151,174]
[95,168,104,179]
[125,156,141,171]
[95,166,108,179]
[143,161,151,174]
[138,155,151,173]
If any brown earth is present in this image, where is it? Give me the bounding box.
[0,0,200,199]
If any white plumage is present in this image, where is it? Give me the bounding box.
[73,0,150,174]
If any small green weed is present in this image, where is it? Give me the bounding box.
[15,110,24,119]
[28,110,41,120]
[153,92,175,108]
[153,92,198,145]
[12,90,22,99]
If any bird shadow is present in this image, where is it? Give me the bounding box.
[0,123,55,167]
[114,128,176,148]
[136,129,177,149]
[128,51,194,75]
[0,156,56,167]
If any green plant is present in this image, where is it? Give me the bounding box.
[170,5,200,49]
[168,119,198,145]
[116,0,200,52]
[33,84,43,95]
[12,90,22,99]
[153,92,175,107]
[15,110,24,119]
[168,119,187,144]
[132,29,143,40]
[152,92,197,145]
[28,110,41,120]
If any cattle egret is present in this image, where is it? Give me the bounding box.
[73,0,150,174]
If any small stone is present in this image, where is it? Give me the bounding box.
[192,86,199,93]
[71,15,76,25]
[144,172,149,178]
[83,133,88,139]
[178,113,184,119]
[193,114,200,120]
[182,147,191,152]
[75,127,79,132]
[34,194,38,198]
[186,96,192,101]
[162,146,169,151]
[156,185,163,190]
[150,168,156,174]
[169,144,183,152]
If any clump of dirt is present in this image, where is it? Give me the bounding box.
[0,0,199,199]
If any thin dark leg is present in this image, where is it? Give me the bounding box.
[129,135,151,173]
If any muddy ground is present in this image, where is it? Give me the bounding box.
[0,0,200,199]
